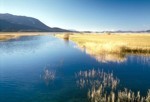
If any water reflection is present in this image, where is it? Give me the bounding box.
[128,55,150,66]
[75,45,150,64]
[91,53,126,63]
[0,36,50,54]
[75,46,127,63]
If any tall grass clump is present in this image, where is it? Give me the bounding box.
[63,33,70,40]
[75,69,150,102]
[41,68,55,85]
[106,32,111,35]
[75,69,119,89]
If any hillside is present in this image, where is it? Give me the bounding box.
[0,13,69,32]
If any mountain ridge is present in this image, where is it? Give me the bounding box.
[0,13,70,32]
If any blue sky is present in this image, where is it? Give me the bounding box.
[0,0,150,31]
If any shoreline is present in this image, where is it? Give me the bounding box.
[56,33,150,55]
[0,32,52,41]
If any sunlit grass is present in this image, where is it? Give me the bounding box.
[0,32,48,41]
[56,33,150,54]
[0,34,19,41]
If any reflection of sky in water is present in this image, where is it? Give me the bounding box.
[0,36,54,55]
[0,35,150,102]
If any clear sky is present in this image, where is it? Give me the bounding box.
[0,0,150,31]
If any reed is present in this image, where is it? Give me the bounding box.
[75,69,150,102]
[88,81,150,102]
[41,68,55,85]
[75,69,119,89]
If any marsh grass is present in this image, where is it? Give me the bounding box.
[75,69,150,102]
[0,35,19,41]
[56,33,150,55]
[0,32,47,41]
[88,87,150,102]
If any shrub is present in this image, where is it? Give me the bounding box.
[63,33,70,40]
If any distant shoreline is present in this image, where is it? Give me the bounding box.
[0,32,52,41]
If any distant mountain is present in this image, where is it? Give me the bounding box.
[100,30,150,33]
[146,30,150,32]
[0,13,70,32]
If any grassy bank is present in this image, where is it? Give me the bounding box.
[0,32,48,41]
[56,33,150,55]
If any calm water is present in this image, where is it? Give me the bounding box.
[0,35,150,102]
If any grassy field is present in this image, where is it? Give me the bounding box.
[56,33,150,55]
[0,32,49,41]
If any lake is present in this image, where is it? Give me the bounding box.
[0,35,150,102]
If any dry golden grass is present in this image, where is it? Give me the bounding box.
[0,35,18,41]
[0,32,49,41]
[56,33,150,54]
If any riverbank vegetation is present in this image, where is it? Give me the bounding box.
[56,33,150,55]
[0,32,48,41]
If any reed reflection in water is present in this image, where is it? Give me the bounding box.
[91,53,126,63]
[75,46,127,63]
[75,45,150,64]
